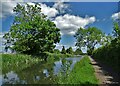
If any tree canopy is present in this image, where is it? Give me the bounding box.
[61,46,66,54]
[66,47,73,54]
[74,48,83,55]
[113,22,120,37]
[92,22,120,71]
[3,3,61,55]
[74,27,105,55]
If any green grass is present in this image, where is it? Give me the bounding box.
[1,54,98,85]
[45,52,74,62]
[1,54,42,74]
[1,53,73,74]
[57,56,98,85]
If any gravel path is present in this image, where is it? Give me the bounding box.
[89,56,119,86]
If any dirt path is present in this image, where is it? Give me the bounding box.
[89,56,119,86]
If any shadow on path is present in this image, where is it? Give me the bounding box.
[89,57,119,86]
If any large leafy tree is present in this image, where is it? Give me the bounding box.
[74,27,105,55]
[3,3,61,55]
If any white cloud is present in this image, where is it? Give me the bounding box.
[111,12,120,20]
[0,32,4,38]
[53,14,96,35]
[1,1,59,18]
[53,1,68,14]
[55,43,77,51]
[1,1,96,36]
[0,32,5,53]
[27,2,59,18]
[40,3,58,18]
[0,1,18,18]
[55,43,63,51]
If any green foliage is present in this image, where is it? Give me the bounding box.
[45,52,73,62]
[92,22,120,71]
[61,46,66,54]
[113,22,120,37]
[3,3,61,55]
[57,56,98,85]
[74,48,83,55]
[74,27,105,55]
[53,49,60,54]
[92,40,120,71]
[2,54,41,74]
[66,47,73,54]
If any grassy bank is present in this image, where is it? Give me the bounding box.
[1,53,73,74]
[1,54,41,74]
[45,52,74,62]
[57,56,98,85]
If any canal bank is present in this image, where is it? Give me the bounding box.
[1,54,98,85]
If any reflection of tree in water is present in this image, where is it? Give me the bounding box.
[12,61,55,84]
[2,71,20,84]
[61,58,72,73]
[2,58,75,84]
[60,58,73,78]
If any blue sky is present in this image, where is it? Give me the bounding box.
[0,1,119,52]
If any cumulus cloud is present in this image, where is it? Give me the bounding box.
[26,2,59,18]
[0,33,3,38]
[53,14,96,35]
[0,1,18,18]
[53,1,69,14]
[40,3,58,18]
[111,12,120,20]
[55,43,63,51]
[1,1,58,18]
[1,1,96,36]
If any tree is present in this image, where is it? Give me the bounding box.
[66,47,73,54]
[54,49,60,54]
[92,22,120,71]
[74,48,83,55]
[61,46,66,54]
[3,3,61,55]
[4,46,9,53]
[74,27,105,55]
[113,22,120,37]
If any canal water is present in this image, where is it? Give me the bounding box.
[1,56,83,84]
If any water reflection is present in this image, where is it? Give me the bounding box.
[2,71,20,84]
[43,69,49,77]
[2,57,82,84]
[0,75,3,85]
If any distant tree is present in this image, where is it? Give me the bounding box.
[74,48,83,55]
[61,46,66,54]
[54,49,60,54]
[66,47,73,54]
[74,27,105,55]
[111,22,120,47]
[3,3,61,55]
[4,46,9,53]
[105,34,113,44]
[113,22,120,37]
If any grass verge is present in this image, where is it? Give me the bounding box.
[45,52,74,62]
[1,54,41,74]
[57,56,98,85]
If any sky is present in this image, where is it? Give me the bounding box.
[0,0,120,53]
